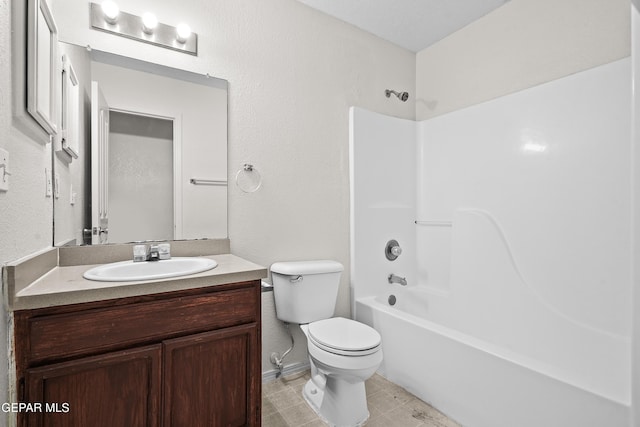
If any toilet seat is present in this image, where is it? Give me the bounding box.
[307,317,381,356]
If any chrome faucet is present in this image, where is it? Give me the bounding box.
[133,244,162,262]
[388,274,407,286]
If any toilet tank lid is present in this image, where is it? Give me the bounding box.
[271,260,344,275]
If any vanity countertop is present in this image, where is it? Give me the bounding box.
[9,253,267,311]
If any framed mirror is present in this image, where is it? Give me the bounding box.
[27,0,58,136]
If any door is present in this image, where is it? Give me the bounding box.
[90,81,110,244]
[25,345,161,427]
[162,324,260,427]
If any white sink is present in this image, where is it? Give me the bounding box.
[83,257,218,282]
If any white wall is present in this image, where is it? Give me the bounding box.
[1,1,57,425]
[51,0,416,374]
[631,2,640,425]
[108,113,174,243]
[416,0,630,120]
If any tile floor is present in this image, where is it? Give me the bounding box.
[262,371,462,427]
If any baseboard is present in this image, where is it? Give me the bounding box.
[262,361,310,383]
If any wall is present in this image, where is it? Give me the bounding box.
[108,112,173,243]
[50,0,416,375]
[1,1,59,425]
[0,1,10,425]
[632,2,640,425]
[416,0,630,120]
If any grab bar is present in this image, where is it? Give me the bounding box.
[190,178,228,186]
[415,220,452,227]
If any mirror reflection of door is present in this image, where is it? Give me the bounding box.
[91,82,180,245]
[90,81,109,244]
[108,111,174,243]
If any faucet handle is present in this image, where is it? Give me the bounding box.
[133,245,148,262]
[158,243,171,260]
[385,239,402,261]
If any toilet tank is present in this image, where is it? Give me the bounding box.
[271,260,344,324]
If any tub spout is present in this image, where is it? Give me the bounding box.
[388,274,407,286]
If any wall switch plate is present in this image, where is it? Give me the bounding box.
[45,168,52,197]
[0,148,9,192]
[54,172,60,199]
[70,185,76,205]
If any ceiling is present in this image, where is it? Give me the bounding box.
[297,0,510,52]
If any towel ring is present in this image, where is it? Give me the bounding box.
[235,163,262,193]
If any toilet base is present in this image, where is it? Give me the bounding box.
[302,375,369,427]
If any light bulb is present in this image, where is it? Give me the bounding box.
[141,12,158,34]
[101,0,119,24]
[176,23,191,43]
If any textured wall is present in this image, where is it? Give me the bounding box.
[416,0,631,120]
[1,0,58,425]
[632,3,640,425]
[0,2,9,425]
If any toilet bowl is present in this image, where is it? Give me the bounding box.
[270,260,384,427]
[300,318,383,427]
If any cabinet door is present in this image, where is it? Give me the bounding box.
[163,324,260,427]
[25,345,161,427]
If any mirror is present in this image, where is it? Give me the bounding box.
[53,42,228,246]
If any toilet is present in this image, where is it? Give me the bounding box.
[271,260,383,427]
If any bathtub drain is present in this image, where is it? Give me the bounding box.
[388,295,397,306]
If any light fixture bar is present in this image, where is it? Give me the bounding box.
[90,3,197,56]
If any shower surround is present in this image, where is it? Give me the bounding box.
[350,58,632,427]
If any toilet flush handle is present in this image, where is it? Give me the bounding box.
[290,275,303,283]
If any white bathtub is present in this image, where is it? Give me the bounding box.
[355,290,630,427]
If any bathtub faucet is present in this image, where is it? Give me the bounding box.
[388,274,407,286]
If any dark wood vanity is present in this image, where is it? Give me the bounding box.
[13,279,262,427]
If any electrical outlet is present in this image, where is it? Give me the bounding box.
[0,148,9,192]
[45,168,52,197]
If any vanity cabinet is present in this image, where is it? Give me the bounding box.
[14,280,262,427]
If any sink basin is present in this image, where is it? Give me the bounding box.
[83,257,218,282]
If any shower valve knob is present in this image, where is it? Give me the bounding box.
[385,239,402,261]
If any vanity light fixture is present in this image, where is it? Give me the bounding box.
[175,23,191,43]
[141,12,158,34]
[90,3,197,55]
[100,0,119,25]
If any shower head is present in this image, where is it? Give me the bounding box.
[385,89,409,102]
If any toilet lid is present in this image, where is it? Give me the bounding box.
[308,317,381,355]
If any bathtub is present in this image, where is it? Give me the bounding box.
[355,289,630,427]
